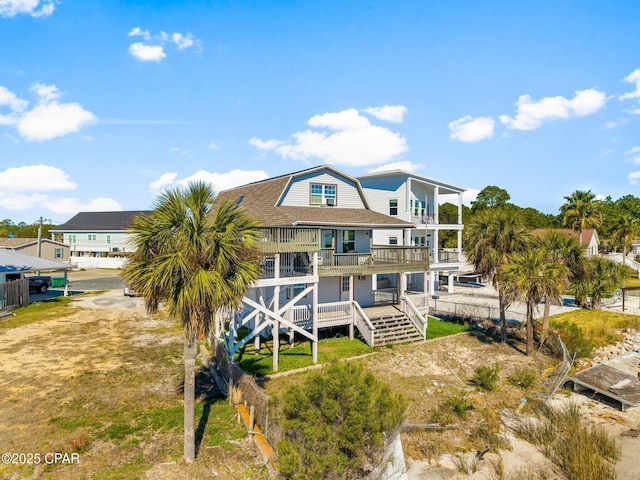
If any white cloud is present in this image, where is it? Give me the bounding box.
[128,26,151,41]
[0,165,119,215]
[129,42,166,62]
[0,83,96,141]
[629,171,640,186]
[0,165,76,192]
[625,146,640,165]
[149,172,178,190]
[0,0,56,18]
[448,115,495,142]
[500,89,607,130]
[149,169,269,193]
[249,108,408,166]
[249,138,285,150]
[0,85,28,126]
[208,140,222,149]
[128,27,199,62]
[368,161,421,173]
[461,188,480,206]
[620,69,640,113]
[47,197,122,215]
[363,105,407,123]
[18,101,97,141]
[172,32,195,50]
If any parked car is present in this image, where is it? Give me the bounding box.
[123,286,141,297]
[28,275,52,294]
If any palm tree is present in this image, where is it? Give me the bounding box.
[611,213,640,266]
[500,249,570,355]
[122,181,260,463]
[560,190,603,246]
[586,256,623,309]
[537,231,586,340]
[464,208,530,343]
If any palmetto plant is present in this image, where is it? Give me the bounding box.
[500,249,569,355]
[122,181,260,462]
[464,208,530,342]
[560,190,603,245]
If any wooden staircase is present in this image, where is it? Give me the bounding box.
[370,313,424,347]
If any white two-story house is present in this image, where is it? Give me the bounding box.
[50,211,151,268]
[357,169,466,294]
[213,165,432,371]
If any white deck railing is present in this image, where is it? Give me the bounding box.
[352,301,375,347]
[401,295,427,340]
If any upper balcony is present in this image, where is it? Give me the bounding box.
[256,227,320,253]
[257,246,430,279]
[410,213,461,226]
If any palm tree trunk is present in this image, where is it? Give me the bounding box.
[184,334,197,463]
[498,291,508,343]
[540,300,551,345]
[526,302,534,356]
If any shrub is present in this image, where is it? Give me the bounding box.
[550,321,595,358]
[508,368,537,390]
[516,401,619,480]
[274,361,406,479]
[432,391,472,422]
[472,364,501,392]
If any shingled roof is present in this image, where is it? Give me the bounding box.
[214,167,413,228]
[50,211,150,232]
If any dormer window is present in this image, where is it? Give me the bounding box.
[310,183,337,205]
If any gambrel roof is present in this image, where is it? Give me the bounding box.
[215,165,414,228]
[50,211,151,232]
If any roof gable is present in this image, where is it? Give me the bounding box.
[532,228,599,246]
[214,165,412,228]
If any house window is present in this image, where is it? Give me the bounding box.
[414,200,419,216]
[389,236,398,245]
[341,276,350,292]
[323,231,333,249]
[88,234,96,241]
[342,230,355,252]
[54,248,63,259]
[389,199,398,216]
[287,283,306,299]
[310,183,337,205]
[68,234,76,244]
[106,235,111,244]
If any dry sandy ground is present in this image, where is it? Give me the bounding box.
[2,270,640,479]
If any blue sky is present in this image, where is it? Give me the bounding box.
[2,1,640,224]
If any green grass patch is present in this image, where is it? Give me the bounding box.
[549,309,640,353]
[236,335,373,376]
[0,296,77,329]
[426,317,472,340]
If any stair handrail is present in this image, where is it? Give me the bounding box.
[401,295,427,340]
[352,301,375,347]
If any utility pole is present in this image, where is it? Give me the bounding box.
[36,216,43,257]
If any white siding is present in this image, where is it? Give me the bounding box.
[371,228,405,246]
[64,231,134,254]
[280,170,365,208]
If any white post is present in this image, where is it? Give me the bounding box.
[273,254,280,372]
[349,275,354,340]
[312,252,319,364]
[448,273,454,293]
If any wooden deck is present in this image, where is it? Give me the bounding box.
[567,351,640,410]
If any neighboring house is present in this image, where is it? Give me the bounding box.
[532,228,600,257]
[631,239,640,256]
[0,237,70,262]
[356,169,466,294]
[213,165,436,371]
[50,211,150,268]
[0,249,72,310]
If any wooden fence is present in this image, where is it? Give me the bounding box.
[0,278,29,312]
